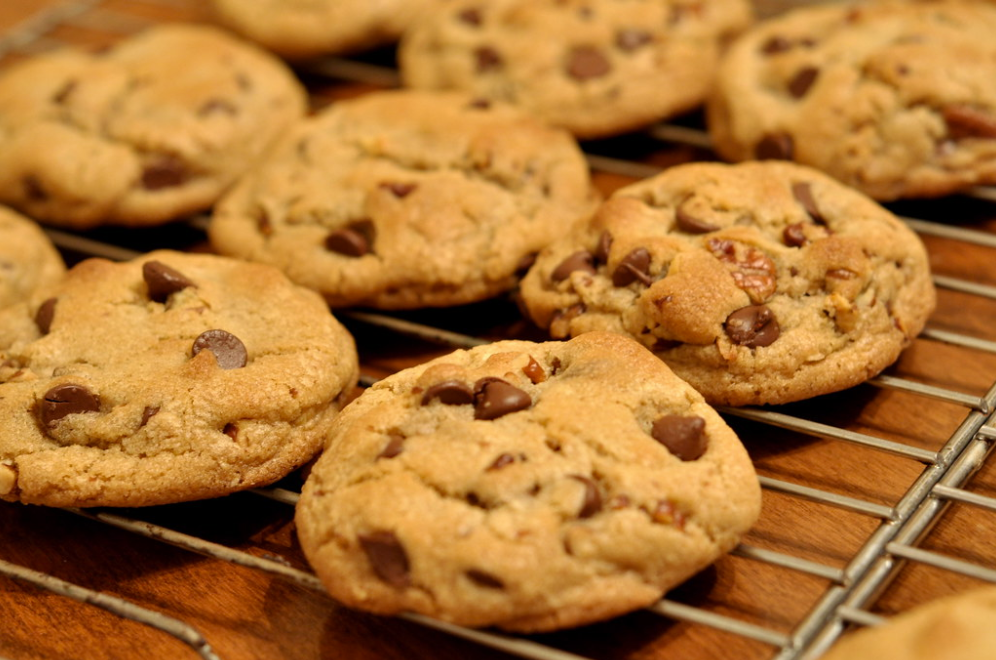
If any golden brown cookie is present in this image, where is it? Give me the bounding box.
[0,205,64,309]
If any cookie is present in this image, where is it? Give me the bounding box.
[0,250,359,507]
[0,205,64,309]
[819,586,996,660]
[398,0,753,140]
[706,0,996,201]
[296,331,761,632]
[518,160,936,407]
[0,23,307,229]
[208,89,599,309]
[208,0,449,61]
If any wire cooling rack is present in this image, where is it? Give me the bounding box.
[2,2,996,660]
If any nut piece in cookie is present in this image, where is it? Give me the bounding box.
[209,89,599,309]
[0,250,359,507]
[0,24,307,228]
[296,331,760,632]
[706,0,996,200]
[518,160,936,406]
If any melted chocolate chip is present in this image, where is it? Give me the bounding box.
[676,203,720,234]
[594,231,613,263]
[192,329,248,369]
[788,66,819,98]
[358,531,410,588]
[35,297,57,334]
[379,182,417,198]
[942,104,996,140]
[140,405,160,427]
[570,475,602,518]
[616,29,652,52]
[39,384,100,427]
[421,380,474,406]
[761,35,793,54]
[791,181,824,224]
[487,453,517,470]
[223,423,239,441]
[783,222,808,247]
[377,433,405,459]
[724,304,780,348]
[474,378,531,420]
[466,569,504,589]
[143,260,195,303]
[475,46,503,71]
[325,221,375,257]
[651,415,707,461]
[551,250,596,282]
[522,356,546,384]
[468,98,492,110]
[142,154,187,190]
[566,45,611,80]
[755,133,794,160]
[458,7,483,25]
[611,248,653,287]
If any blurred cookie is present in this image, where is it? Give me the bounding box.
[208,0,448,60]
[399,0,753,140]
[706,0,996,200]
[0,24,307,229]
[0,205,64,308]
[296,331,760,632]
[820,586,996,660]
[0,250,359,507]
[519,161,935,406]
[209,89,599,309]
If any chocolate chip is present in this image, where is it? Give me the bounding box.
[140,405,160,427]
[377,433,405,459]
[458,7,482,25]
[141,154,187,190]
[783,222,808,247]
[942,104,996,140]
[788,66,819,98]
[566,45,611,80]
[612,247,653,287]
[379,182,417,198]
[755,133,794,160]
[487,453,517,470]
[466,569,504,589]
[761,35,793,54]
[791,181,824,224]
[522,356,546,384]
[675,203,720,234]
[198,98,237,116]
[325,221,374,257]
[192,329,248,369]
[358,531,410,588]
[39,384,100,427]
[143,260,195,303]
[35,297,57,334]
[467,98,491,110]
[475,46,503,71]
[651,415,707,461]
[570,475,602,518]
[594,231,613,263]
[474,378,531,420]
[724,304,780,348]
[551,250,596,282]
[616,29,652,52]
[421,380,474,406]
[223,423,238,441]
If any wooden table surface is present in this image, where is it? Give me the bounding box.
[2,2,996,660]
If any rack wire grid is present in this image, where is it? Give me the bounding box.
[2,2,996,660]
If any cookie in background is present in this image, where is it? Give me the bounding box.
[0,205,64,309]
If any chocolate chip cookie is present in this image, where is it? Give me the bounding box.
[0,205,64,309]
[208,89,599,309]
[208,0,449,61]
[0,250,359,507]
[398,0,753,140]
[0,23,307,229]
[820,586,996,660]
[296,331,761,632]
[706,0,996,201]
[518,160,935,407]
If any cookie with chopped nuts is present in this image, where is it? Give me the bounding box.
[706,0,996,201]
[0,250,359,507]
[819,586,996,660]
[207,0,449,61]
[518,160,935,406]
[208,89,599,309]
[398,0,753,140]
[0,23,307,229]
[296,331,760,632]
[0,205,64,309]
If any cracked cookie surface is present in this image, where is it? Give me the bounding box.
[518,161,935,406]
[399,0,753,140]
[706,0,996,201]
[296,331,760,632]
[0,250,359,507]
[0,24,307,229]
[208,89,599,309]
[0,205,64,309]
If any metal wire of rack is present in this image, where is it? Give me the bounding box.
[2,2,996,660]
